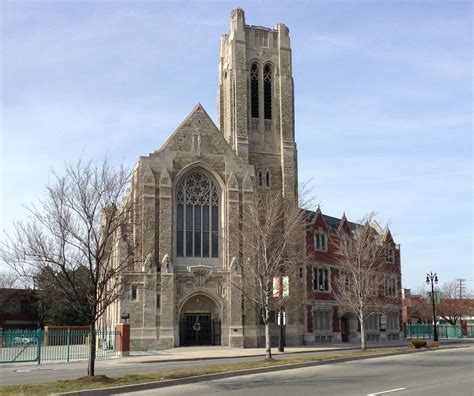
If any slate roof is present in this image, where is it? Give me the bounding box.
[301,209,380,235]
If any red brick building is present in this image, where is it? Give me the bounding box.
[304,208,403,344]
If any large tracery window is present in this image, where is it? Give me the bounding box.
[250,63,259,118]
[176,172,219,258]
[263,64,272,120]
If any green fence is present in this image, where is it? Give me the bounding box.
[0,329,119,364]
[467,324,474,337]
[406,323,464,340]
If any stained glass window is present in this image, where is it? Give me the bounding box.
[176,172,219,258]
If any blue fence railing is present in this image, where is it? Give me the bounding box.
[406,323,464,340]
[0,329,119,364]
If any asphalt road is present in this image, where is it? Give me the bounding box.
[0,348,354,386]
[124,347,474,396]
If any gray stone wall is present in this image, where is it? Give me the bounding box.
[104,8,304,351]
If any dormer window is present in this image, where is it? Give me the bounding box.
[314,232,326,251]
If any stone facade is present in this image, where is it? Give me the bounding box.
[100,8,402,350]
[100,8,302,350]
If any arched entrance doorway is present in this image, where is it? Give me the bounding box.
[179,294,221,346]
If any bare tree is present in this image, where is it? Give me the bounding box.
[438,280,473,325]
[1,158,136,377]
[229,189,307,360]
[332,214,395,350]
[407,288,432,323]
[0,270,18,288]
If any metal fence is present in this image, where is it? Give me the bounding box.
[406,323,464,340]
[467,324,474,337]
[0,329,120,364]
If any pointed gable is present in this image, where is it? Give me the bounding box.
[227,172,239,191]
[157,104,233,156]
[313,207,328,232]
[338,212,352,235]
[383,228,395,245]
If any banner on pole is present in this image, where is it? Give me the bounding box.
[427,291,441,305]
[273,277,281,298]
[282,276,289,297]
[435,291,441,305]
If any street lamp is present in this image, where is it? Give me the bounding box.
[426,272,439,342]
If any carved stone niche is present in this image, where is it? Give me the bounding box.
[188,265,213,288]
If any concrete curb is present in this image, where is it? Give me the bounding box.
[52,345,470,396]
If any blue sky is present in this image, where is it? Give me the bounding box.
[1,0,472,291]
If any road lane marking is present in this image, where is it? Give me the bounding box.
[367,388,406,396]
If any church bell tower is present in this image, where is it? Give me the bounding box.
[217,8,298,200]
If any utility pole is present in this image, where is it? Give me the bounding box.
[456,279,466,299]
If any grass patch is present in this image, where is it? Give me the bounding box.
[0,348,409,396]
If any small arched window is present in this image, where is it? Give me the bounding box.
[263,64,272,120]
[250,63,259,118]
[265,171,270,188]
[258,170,263,187]
[176,172,219,258]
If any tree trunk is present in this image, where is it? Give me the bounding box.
[359,316,366,351]
[88,321,96,377]
[265,303,272,360]
[265,321,272,359]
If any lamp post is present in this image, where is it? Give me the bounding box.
[426,272,438,342]
[278,309,285,352]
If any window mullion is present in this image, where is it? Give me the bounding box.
[201,204,203,258]
[183,203,187,257]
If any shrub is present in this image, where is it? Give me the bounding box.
[411,339,427,349]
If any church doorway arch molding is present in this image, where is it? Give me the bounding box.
[178,291,222,346]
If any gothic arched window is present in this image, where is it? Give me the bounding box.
[176,172,219,258]
[250,63,259,118]
[263,64,272,120]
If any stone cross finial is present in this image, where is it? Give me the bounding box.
[230,256,239,272]
[142,251,154,273]
[161,253,173,274]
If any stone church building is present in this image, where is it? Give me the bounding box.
[100,8,403,350]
